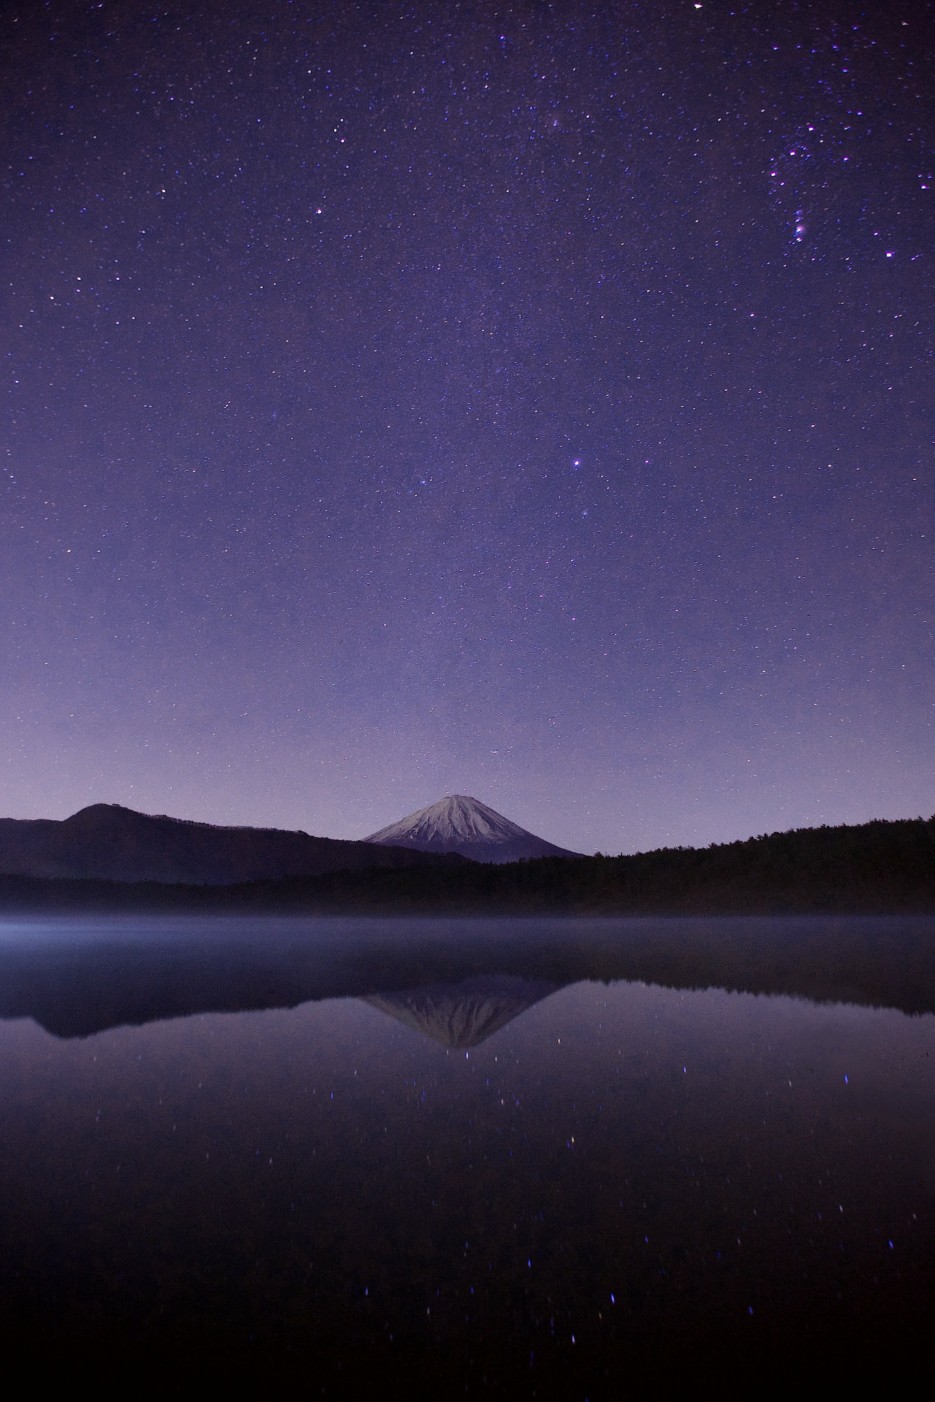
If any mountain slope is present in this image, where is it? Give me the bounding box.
[0,803,461,885]
[365,794,581,864]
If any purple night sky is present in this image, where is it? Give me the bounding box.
[2,1,932,855]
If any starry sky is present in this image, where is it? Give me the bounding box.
[2,0,933,855]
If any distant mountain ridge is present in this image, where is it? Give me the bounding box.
[365,793,581,863]
[0,813,932,919]
[0,802,461,886]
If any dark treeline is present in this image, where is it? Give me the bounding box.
[291,815,935,916]
[1,814,933,916]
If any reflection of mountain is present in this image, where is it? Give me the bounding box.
[2,914,934,1039]
[364,975,559,1047]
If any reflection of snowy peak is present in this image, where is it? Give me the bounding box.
[365,794,580,864]
[364,976,560,1047]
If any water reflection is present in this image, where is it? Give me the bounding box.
[2,913,935,1037]
[0,916,933,1389]
[364,976,559,1047]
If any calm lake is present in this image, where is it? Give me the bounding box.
[1,915,933,1393]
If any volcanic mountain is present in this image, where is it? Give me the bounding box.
[0,803,461,886]
[364,794,581,864]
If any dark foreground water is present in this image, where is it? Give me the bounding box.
[1,916,933,1394]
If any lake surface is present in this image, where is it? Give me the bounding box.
[1,916,933,1393]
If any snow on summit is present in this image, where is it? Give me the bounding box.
[365,795,581,864]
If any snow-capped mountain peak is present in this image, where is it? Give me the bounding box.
[364,794,580,864]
